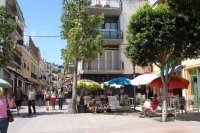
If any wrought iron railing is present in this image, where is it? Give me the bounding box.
[13,52,21,66]
[31,72,37,79]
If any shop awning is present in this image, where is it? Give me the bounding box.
[60,77,73,88]
[151,65,184,76]
[27,79,40,86]
[7,68,27,81]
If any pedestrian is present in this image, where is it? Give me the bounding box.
[0,87,13,133]
[12,85,24,116]
[57,87,64,110]
[44,87,51,111]
[51,88,57,110]
[26,85,36,116]
[41,86,45,103]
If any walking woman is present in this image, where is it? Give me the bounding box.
[51,88,57,110]
[0,87,13,133]
[12,85,24,116]
[44,87,51,111]
[57,87,64,110]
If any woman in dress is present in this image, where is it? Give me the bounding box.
[44,87,51,111]
[0,87,13,133]
[51,88,57,110]
[12,85,24,115]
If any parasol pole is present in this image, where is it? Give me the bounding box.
[133,65,136,111]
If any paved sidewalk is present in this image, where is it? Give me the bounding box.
[8,99,200,133]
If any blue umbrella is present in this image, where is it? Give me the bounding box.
[107,77,131,85]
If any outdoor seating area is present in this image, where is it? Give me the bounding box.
[76,95,131,113]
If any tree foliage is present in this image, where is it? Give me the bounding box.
[60,0,105,113]
[60,0,105,68]
[0,6,16,69]
[126,1,200,121]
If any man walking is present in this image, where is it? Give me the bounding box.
[27,85,36,116]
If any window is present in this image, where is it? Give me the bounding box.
[24,63,26,69]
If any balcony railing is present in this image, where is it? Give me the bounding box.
[89,0,121,9]
[83,61,124,71]
[52,78,57,81]
[31,73,37,79]
[16,25,23,37]
[99,29,123,39]
[13,52,21,66]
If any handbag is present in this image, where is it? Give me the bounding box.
[5,98,14,122]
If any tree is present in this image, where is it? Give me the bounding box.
[0,6,16,69]
[126,1,200,122]
[60,0,105,114]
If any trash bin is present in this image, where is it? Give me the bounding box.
[77,104,87,113]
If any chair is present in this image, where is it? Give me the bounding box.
[179,96,187,116]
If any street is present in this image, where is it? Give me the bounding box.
[8,99,200,133]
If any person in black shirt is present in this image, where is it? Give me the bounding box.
[89,96,98,114]
[100,95,109,114]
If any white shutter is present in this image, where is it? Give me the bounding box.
[99,51,106,70]
[106,50,112,70]
[113,51,119,70]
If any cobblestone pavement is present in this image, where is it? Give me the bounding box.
[8,99,200,133]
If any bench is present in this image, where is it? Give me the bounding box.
[87,100,130,112]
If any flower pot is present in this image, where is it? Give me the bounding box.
[77,104,87,113]
[95,4,102,7]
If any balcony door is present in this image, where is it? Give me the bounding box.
[91,50,119,71]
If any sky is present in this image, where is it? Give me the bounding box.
[17,0,66,65]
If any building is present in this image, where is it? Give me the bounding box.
[62,0,149,97]
[0,0,26,95]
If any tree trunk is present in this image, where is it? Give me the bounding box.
[162,83,168,122]
[68,61,78,114]
[79,89,85,105]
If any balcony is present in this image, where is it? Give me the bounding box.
[31,73,37,79]
[52,78,58,81]
[99,29,123,45]
[11,23,23,40]
[81,61,124,74]
[87,0,122,16]
[9,52,21,69]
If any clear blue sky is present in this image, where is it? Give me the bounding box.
[17,0,66,65]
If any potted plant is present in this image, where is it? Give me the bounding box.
[76,79,100,113]
[95,1,102,7]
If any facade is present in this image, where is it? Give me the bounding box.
[0,0,26,96]
[182,59,200,110]
[63,0,149,97]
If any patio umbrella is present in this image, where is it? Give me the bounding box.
[107,77,131,85]
[0,79,12,88]
[131,74,158,86]
[77,79,100,90]
[148,75,190,89]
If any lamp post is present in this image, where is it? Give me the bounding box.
[133,64,136,111]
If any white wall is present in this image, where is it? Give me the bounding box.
[120,0,146,74]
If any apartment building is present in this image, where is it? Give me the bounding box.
[65,0,148,97]
[0,0,26,95]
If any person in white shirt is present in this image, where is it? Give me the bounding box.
[26,85,36,116]
[51,88,57,110]
[57,87,64,110]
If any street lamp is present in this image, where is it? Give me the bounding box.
[133,65,136,111]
